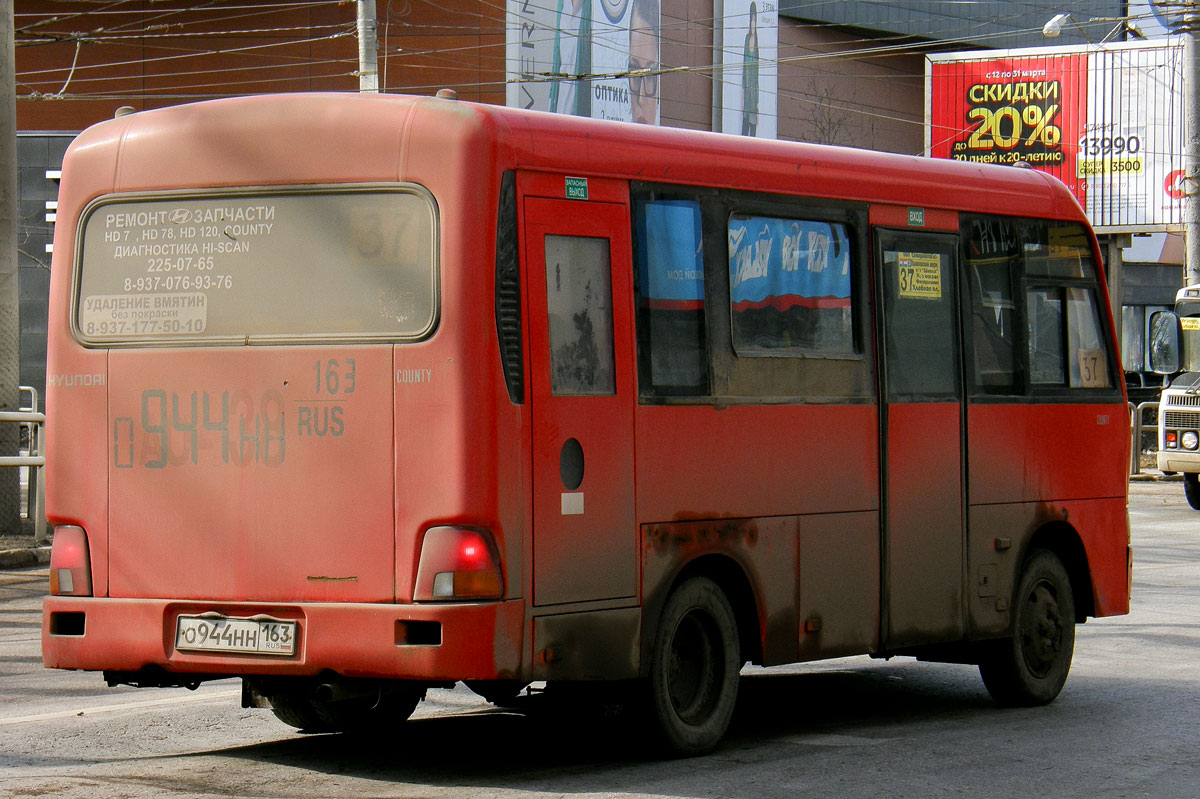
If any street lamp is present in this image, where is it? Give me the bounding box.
[1042,13,1081,38]
[1042,12,1145,43]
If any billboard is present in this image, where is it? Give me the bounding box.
[719,0,778,139]
[505,0,661,125]
[927,40,1184,233]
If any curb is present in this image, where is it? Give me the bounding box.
[0,546,51,570]
[1130,473,1184,482]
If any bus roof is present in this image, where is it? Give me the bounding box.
[66,92,1081,223]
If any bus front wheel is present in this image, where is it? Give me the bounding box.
[978,549,1075,707]
[647,576,741,756]
[1184,473,1200,510]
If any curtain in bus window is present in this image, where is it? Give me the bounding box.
[635,200,706,393]
[1027,288,1065,384]
[728,215,852,354]
[545,235,616,396]
[1067,288,1109,388]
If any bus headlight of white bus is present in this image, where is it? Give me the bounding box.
[49,526,93,597]
[413,526,504,601]
[1182,431,1199,451]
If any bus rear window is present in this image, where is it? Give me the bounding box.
[74,186,438,345]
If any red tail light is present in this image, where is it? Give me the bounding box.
[414,526,503,601]
[49,526,93,597]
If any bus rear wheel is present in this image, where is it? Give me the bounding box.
[978,549,1075,707]
[1184,473,1200,510]
[270,682,424,733]
[648,576,741,756]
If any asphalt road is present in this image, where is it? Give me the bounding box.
[0,480,1196,798]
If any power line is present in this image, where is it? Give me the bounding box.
[13,0,1176,158]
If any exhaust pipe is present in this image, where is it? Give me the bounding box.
[313,680,379,704]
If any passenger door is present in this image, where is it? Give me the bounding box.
[876,230,966,647]
[525,197,637,606]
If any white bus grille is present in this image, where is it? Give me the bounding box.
[1164,410,1200,429]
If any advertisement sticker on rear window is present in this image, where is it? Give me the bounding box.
[74,186,439,346]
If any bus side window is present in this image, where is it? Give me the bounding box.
[1026,286,1110,389]
[727,215,853,356]
[633,198,708,397]
[1027,287,1066,385]
[1022,220,1112,391]
[1066,288,1110,388]
[963,216,1020,394]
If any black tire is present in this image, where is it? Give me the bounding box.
[270,684,424,733]
[269,694,330,732]
[979,549,1075,707]
[1185,473,1200,510]
[647,576,741,756]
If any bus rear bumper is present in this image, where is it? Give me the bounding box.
[42,596,526,682]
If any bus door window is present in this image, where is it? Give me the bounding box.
[544,235,616,396]
[880,243,961,399]
[876,230,965,648]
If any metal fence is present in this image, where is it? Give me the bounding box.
[0,386,46,542]
[1130,401,1160,478]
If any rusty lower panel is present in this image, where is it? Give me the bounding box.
[641,516,800,671]
[42,596,526,682]
[796,511,880,661]
[967,495,1130,638]
[531,606,640,681]
[641,513,886,670]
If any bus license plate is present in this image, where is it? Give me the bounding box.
[175,615,296,656]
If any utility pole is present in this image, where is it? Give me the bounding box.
[357,1,379,93]
[1186,2,1200,285]
[0,2,23,535]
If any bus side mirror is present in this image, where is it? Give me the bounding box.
[1149,310,1181,375]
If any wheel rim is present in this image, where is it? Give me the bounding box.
[1018,578,1064,678]
[667,609,723,724]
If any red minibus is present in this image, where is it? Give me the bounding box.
[42,93,1131,755]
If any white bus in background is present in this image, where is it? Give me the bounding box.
[1152,285,1200,509]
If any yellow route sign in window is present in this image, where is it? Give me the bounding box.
[897,252,943,300]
